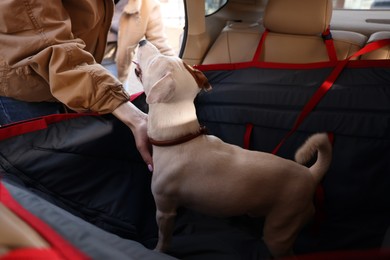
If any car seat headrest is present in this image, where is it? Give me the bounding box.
[263,0,332,35]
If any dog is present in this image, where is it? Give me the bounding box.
[134,39,332,258]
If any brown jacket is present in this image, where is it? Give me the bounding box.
[0,0,129,114]
[115,0,175,82]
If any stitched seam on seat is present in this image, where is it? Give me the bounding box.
[227,32,232,63]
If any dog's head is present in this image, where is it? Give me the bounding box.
[134,40,211,104]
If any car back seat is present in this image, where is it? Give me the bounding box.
[360,31,390,60]
[202,0,367,64]
[202,21,265,64]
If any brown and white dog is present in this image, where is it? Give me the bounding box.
[134,40,332,258]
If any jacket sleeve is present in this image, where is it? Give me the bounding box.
[31,41,130,114]
[0,0,129,114]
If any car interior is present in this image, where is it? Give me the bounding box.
[1,0,389,259]
[181,0,390,65]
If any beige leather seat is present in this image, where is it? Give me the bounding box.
[259,0,367,62]
[202,0,367,64]
[361,31,390,60]
[0,203,49,254]
[202,22,264,64]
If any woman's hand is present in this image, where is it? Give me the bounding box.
[112,101,153,172]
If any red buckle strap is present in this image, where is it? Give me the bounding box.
[243,123,254,150]
[322,27,338,62]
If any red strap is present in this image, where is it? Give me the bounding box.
[322,28,338,62]
[272,38,390,154]
[0,182,90,260]
[311,184,326,234]
[0,113,97,142]
[0,93,146,142]
[130,91,145,101]
[243,123,253,149]
[0,248,63,260]
[309,132,334,234]
[327,132,334,144]
[252,30,269,62]
[253,28,338,62]
[0,118,48,142]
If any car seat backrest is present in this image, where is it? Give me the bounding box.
[202,22,264,64]
[360,31,390,60]
[202,0,367,64]
[331,30,368,60]
[260,0,366,63]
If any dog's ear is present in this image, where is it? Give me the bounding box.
[146,72,175,104]
[183,62,212,91]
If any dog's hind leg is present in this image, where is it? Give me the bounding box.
[154,199,177,252]
[262,204,315,258]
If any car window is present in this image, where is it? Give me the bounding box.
[159,0,228,56]
[333,0,390,9]
[205,0,228,15]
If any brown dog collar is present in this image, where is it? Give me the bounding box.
[149,126,207,147]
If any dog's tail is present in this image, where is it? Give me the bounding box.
[295,133,332,184]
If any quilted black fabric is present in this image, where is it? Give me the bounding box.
[0,113,158,247]
[196,65,390,253]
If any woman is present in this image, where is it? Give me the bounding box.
[0,0,153,170]
[115,0,175,82]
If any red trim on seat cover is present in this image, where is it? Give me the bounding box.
[0,181,90,260]
[0,113,97,142]
[0,248,63,260]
